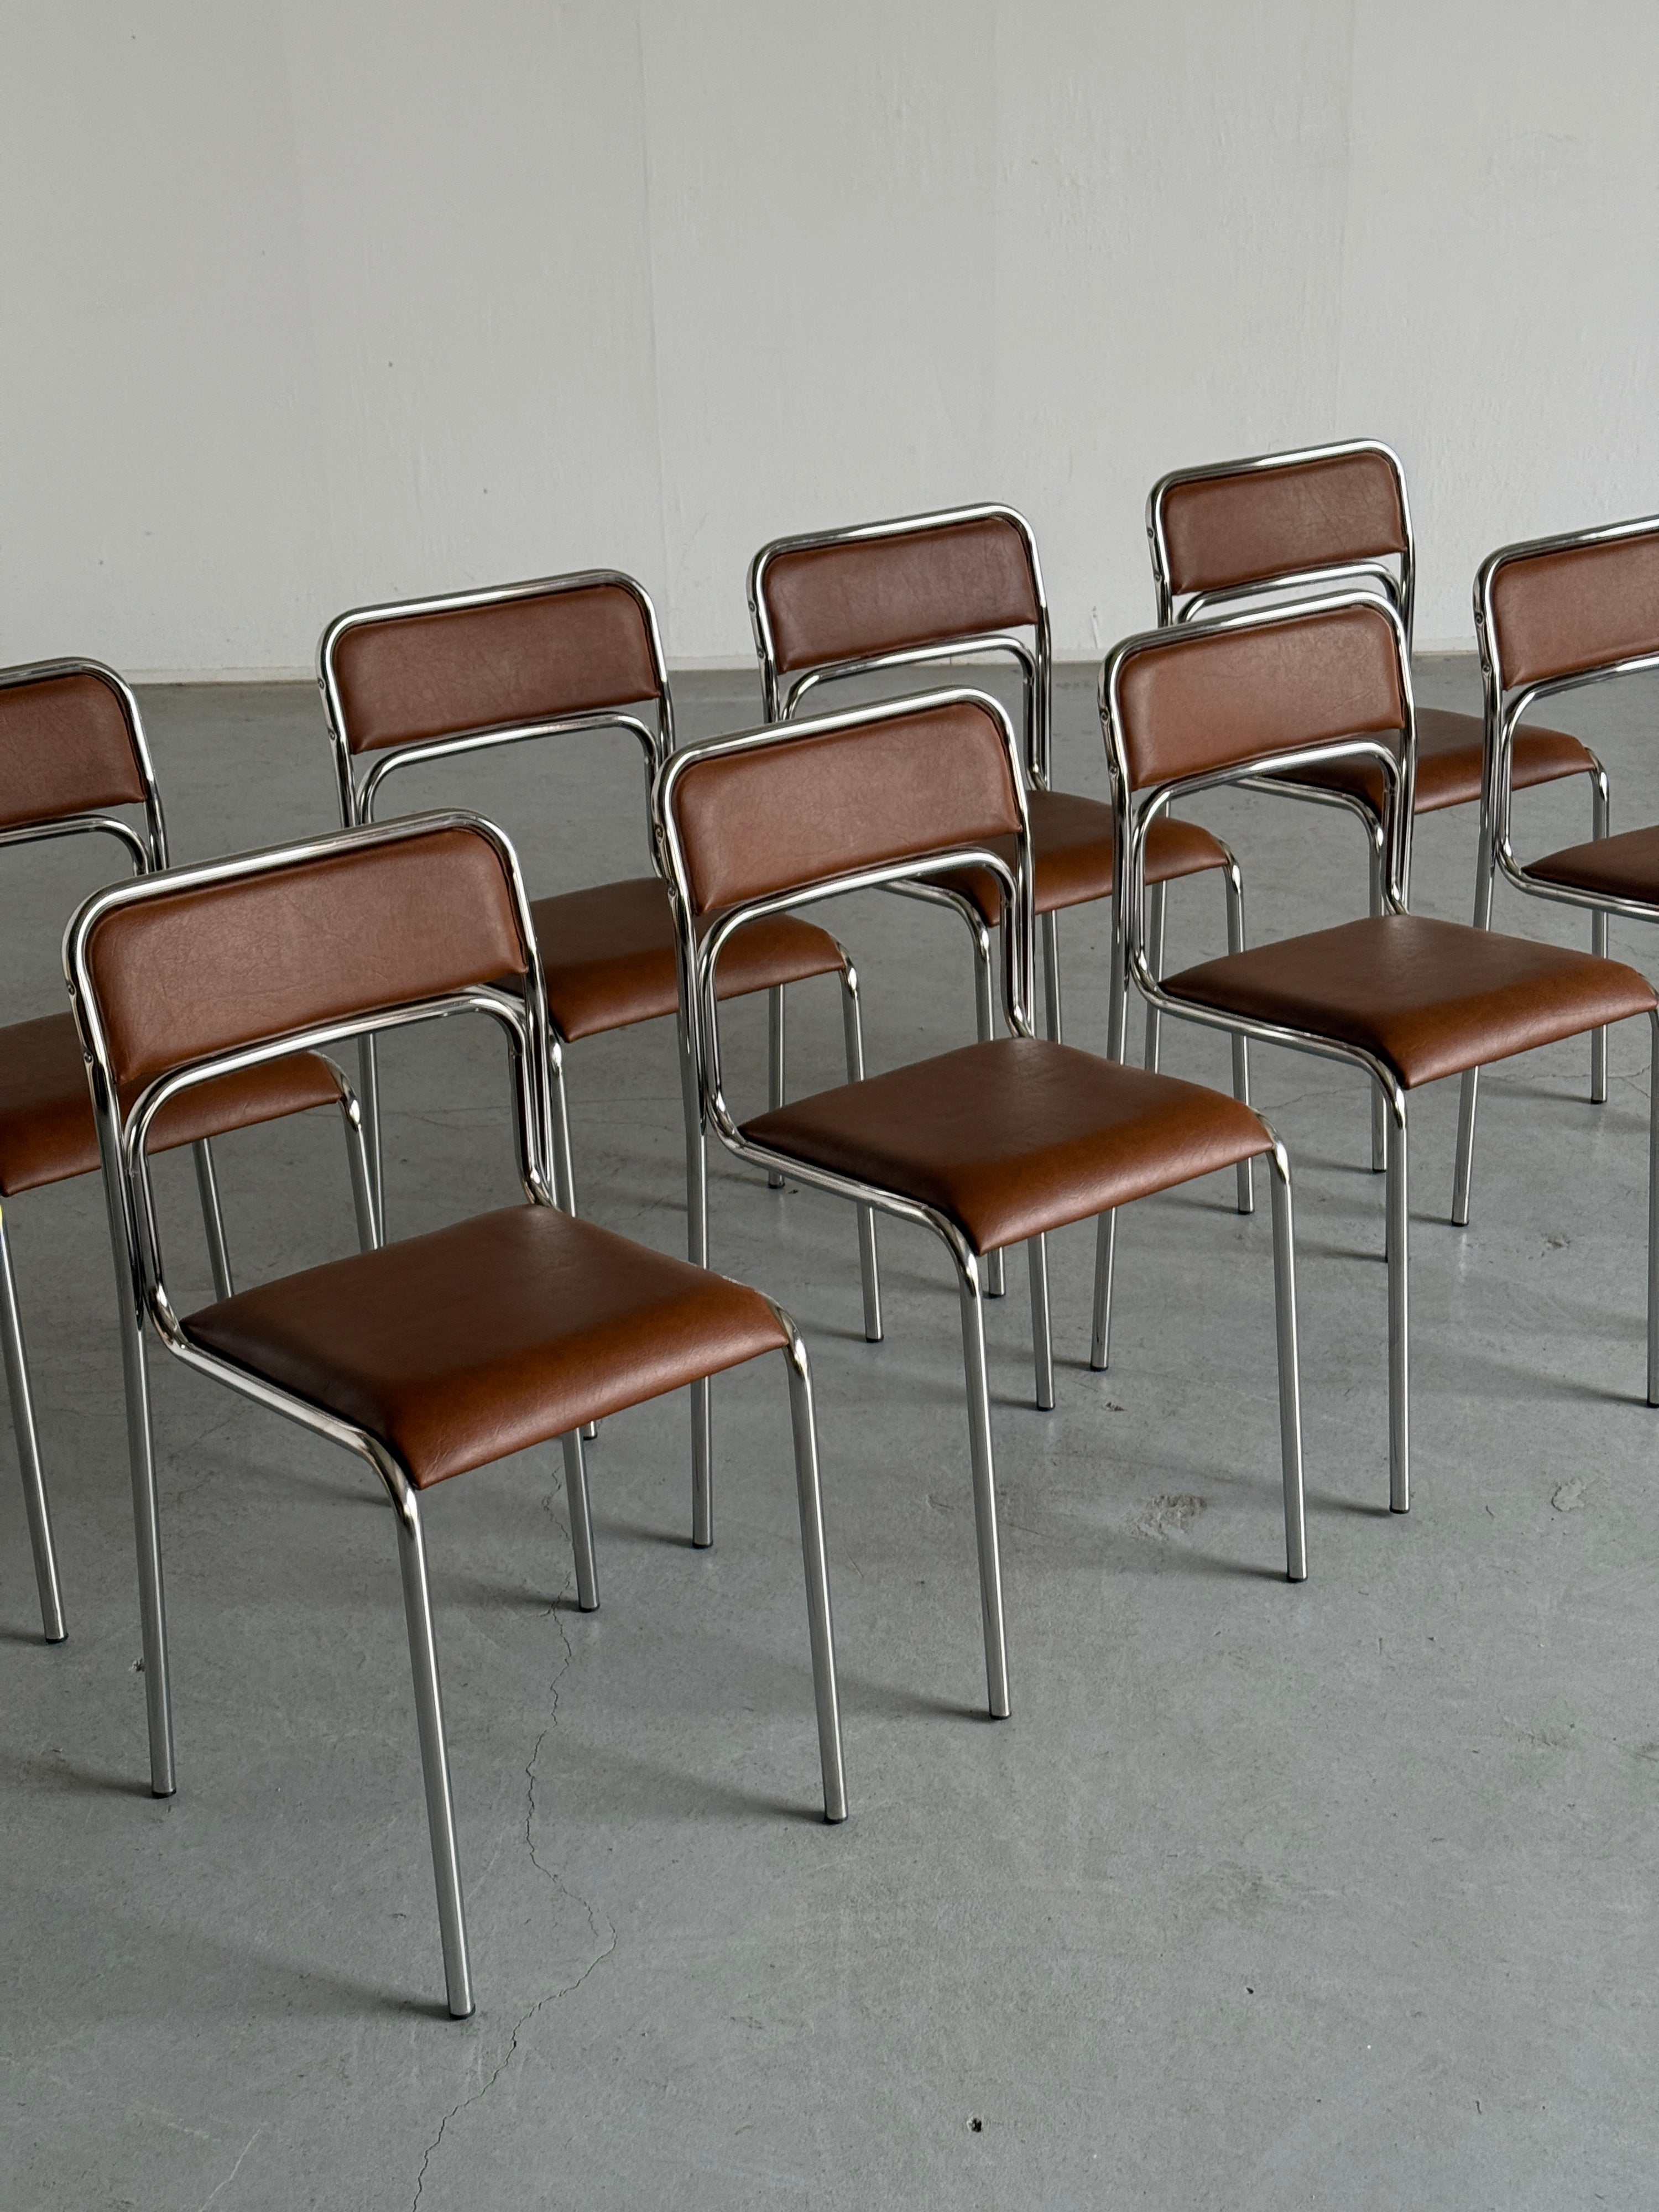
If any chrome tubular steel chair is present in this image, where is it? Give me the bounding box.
[1147,439,1612,1159]
[1100,593,1658,1516]
[65,812,846,2020]
[1454,514,1659,1217]
[658,690,1306,1721]
[748,507,1255,1217]
[318,570,880,1348]
[0,660,359,1644]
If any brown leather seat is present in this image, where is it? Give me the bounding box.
[1288,706,1595,817]
[185,1204,787,1490]
[0,1011,340,1198]
[744,1034,1267,1255]
[530,878,846,1042]
[935,790,1230,925]
[1528,825,1659,906]
[1166,912,1656,1091]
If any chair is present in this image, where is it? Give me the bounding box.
[1455,512,1659,1216]
[0,659,361,1644]
[656,688,1307,1724]
[1147,439,1612,1160]
[1099,592,1659,1518]
[65,811,846,2020]
[749,505,1255,1218]
[317,568,881,1357]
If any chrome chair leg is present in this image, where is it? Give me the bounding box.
[1223,854,1255,1217]
[191,1139,234,1302]
[110,1262,174,1796]
[1590,765,1611,1104]
[778,1323,847,1822]
[1451,1066,1480,1229]
[387,1470,473,2020]
[1107,917,1128,1068]
[766,987,786,1188]
[1089,1210,1117,1372]
[561,1430,598,1611]
[357,1034,384,1241]
[1142,881,1166,1072]
[0,1209,64,1642]
[1265,1136,1307,1582]
[1385,1082,1410,1514]
[956,1258,1010,1719]
[679,1044,714,1546]
[969,922,1005,1298]
[1040,910,1063,1044]
[1027,1235,1055,1410]
[837,960,883,1342]
[548,1037,577,1219]
[1368,832,1389,1175]
[338,1085,382,1254]
[1647,1011,1659,1408]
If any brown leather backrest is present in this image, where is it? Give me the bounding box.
[330,582,661,755]
[669,699,1022,916]
[81,824,529,1098]
[1488,528,1659,691]
[760,515,1040,677]
[0,667,148,833]
[1113,601,1406,792]
[1159,450,1408,599]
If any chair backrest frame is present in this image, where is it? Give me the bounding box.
[1147,439,1416,646]
[0,658,169,881]
[748,504,1054,788]
[317,570,674,836]
[1478,511,1659,916]
[66,813,556,1390]
[655,690,1034,1201]
[1100,592,1417,1020]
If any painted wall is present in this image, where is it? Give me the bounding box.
[3,2,1655,672]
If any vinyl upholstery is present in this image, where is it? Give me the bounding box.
[1287,707,1595,816]
[0,1013,340,1198]
[1165,914,1656,1090]
[330,582,661,754]
[0,669,148,833]
[1529,826,1659,906]
[1489,531,1659,691]
[936,790,1231,925]
[531,879,843,1043]
[761,515,1039,676]
[1159,450,1407,600]
[743,1036,1269,1255]
[184,1205,788,1487]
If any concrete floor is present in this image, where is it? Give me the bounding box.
[2,656,1657,2210]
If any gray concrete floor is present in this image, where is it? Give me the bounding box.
[2,658,1657,2210]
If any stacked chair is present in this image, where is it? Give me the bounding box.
[13,441,1659,2019]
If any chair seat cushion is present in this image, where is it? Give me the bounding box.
[1530,824,1659,907]
[530,878,843,1042]
[184,1204,788,1488]
[741,1035,1267,1255]
[0,1013,340,1198]
[1165,912,1655,1091]
[935,789,1229,924]
[1282,708,1595,817]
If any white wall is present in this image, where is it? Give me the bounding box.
[3,1,1656,674]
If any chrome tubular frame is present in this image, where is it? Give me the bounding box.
[1453,513,1659,1220]
[1103,588,1656,1513]
[66,810,848,2017]
[0,659,249,1642]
